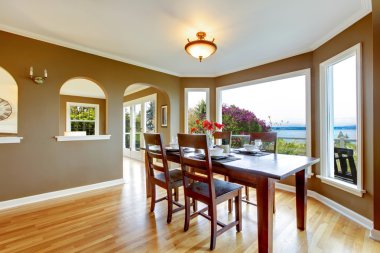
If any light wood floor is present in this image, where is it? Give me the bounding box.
[1,158,379,253]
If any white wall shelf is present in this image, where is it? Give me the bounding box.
[0,137,23,144]
[55,135,111,142]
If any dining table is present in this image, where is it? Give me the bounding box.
[144,148,320,253]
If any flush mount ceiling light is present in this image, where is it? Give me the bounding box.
[185,32,217,62]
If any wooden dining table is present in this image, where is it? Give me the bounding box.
[144,149,320,253]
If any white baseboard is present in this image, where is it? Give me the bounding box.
[370,229,380,241]
[0,178,124,211]
[275,182,373,230]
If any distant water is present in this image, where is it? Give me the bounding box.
[272,126,357,140]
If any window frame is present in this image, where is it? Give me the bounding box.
[66,102,100,136]
[184,88,210,133]
[216,69,312,175]
[319,43,364,197]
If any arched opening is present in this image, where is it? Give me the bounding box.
[0,67,18,135]
[59,78,107,136]
[123,83,170,161]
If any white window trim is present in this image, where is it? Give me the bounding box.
[319,43,364,196]
[123,93,157,153]
[184,88,210,133]
[66,102,100,135]
[216,69,312,176]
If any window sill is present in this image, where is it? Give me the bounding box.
[316,175,365,197]
[55,135,111,142]
[0,136,23,144]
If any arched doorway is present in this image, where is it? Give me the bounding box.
[0,67,18,134]
[123,83,170,161]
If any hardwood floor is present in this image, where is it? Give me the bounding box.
[0,158,379,252]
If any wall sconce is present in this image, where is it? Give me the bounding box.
[30,66,48,84]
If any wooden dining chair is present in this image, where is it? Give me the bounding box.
[213,131,231,145]
[144,133,184,224]
[177,133,242,250]
[228,132,277,212]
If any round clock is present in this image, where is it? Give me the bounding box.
[0,98,12,121]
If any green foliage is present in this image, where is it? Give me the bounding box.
[146,101,155,132]
[188,99,207,130]
[277,138,306,155]
[70,106,95,121]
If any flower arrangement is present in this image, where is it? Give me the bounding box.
[190,119,224,135]
[190,119,224,148]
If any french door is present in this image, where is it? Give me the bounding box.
[123,94,156,161]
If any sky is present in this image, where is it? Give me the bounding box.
[188,56,357,127]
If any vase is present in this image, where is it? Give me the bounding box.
[206,133,214,149]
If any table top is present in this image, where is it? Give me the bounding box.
[165,151,320,180]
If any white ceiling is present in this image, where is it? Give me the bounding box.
[60,78,106,99]
[0,0,372,77]
[124,84,150,96]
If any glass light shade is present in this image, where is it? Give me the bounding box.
[185,42,216,61]
[185,32,217,62]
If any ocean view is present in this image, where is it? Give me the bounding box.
[272,126,357,140]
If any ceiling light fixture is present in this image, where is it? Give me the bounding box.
[185,32,217,62]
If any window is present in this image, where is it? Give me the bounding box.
[185,88,210,133]
[66,102,99,135]
[319,44,363,196]
[216,69,311,158]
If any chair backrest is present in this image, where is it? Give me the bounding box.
[249,132,277,153]
[213,131,231,145]
[334,147,357,184]
[144,133,170,184]
[177,133,215,201]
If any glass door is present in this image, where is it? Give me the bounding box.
[123,94,156,161]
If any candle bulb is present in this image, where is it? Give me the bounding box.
[30,66,33,76]
[44,69,47,78]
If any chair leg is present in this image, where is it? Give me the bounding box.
[193,199,198,212]
[273,189,276,214]
[209,205,217,250]
[174,187,179,202]
[184,196,191,232]
[167,188,173,224]
[228,199,232,213]
[150,183,156,212]
[245,186,250,201]
[235,191,242,232]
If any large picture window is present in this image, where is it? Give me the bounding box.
[216,69,311,158]
[66,102,99,135]
[319,44,363,196]
[185,88,210,133]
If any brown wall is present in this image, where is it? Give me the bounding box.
[123,87,170,143]
[0,31,180,201]
[372,0,380,230]
[59,95,107,135]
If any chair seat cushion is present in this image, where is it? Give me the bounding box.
[189,179,242,198]
[156,169,183,187]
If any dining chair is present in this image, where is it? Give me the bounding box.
[213,131,233,211]
[228,132,277,212]
[177,133,242,250]
[144,133,185,224]
[213,131,231,146]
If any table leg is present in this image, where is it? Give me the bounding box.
[145,151,152,198]
[256,176,275,253]
[296,169,307,230]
